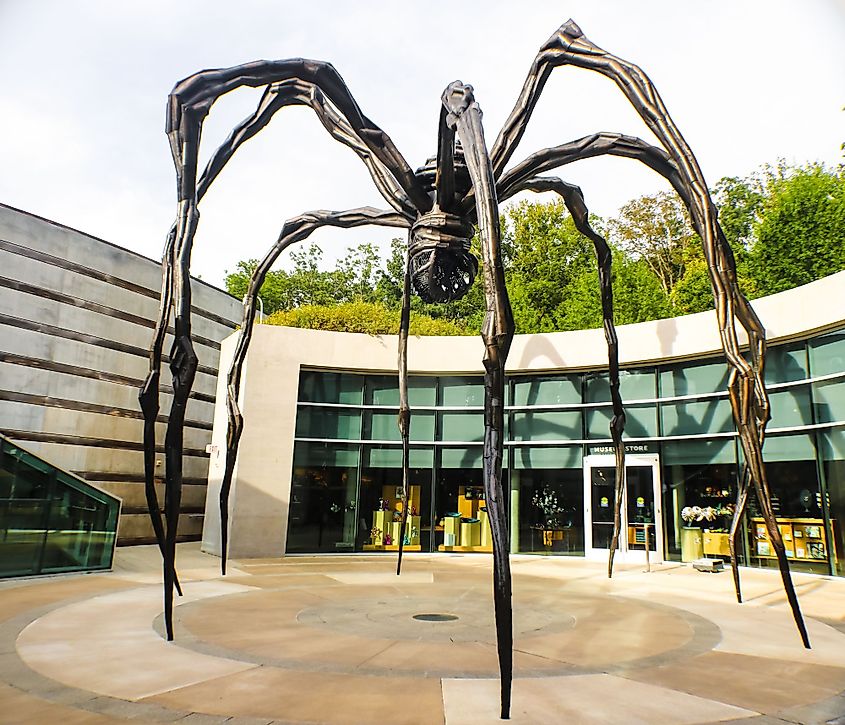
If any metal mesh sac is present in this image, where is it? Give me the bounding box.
[408,212,478,303]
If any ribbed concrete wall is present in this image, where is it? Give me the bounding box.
[0,204,242,544]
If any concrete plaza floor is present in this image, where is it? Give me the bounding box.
[2,545,845,724]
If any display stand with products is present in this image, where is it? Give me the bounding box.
[363,484,422,552]
[749,517,835,565]
[438,485,492,552]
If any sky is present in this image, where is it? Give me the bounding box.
[0,0,843,288]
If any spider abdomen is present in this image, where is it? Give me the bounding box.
[409,210,477,303]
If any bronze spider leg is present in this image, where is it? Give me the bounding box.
[503,25,785,616]
[443,81,515,720]
[138,225,183,597]
[488,20,808,647]
[191,82,417,574]
[498,132,793,623]
[143,77,399,589]
[395,239,412,574]
[729,466,752,602]
[396,107,461,573]
[502,175,626,575]
[223,208,410,579]
[146,60,425,639]
[196,79,415,217]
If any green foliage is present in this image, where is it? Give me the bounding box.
[747,164,845,295]
[502,200,596,333]
[265,301,471,336]
[608,191,699,295]
[226,160,845,336]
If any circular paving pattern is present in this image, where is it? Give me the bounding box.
[5,550,845,724]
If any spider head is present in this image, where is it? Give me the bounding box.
[408,211,477,303]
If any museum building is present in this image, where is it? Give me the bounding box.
[203,270,845,577]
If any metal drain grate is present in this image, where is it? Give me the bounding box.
[412,613,459,622]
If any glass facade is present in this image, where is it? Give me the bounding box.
[0,435,120,578]
[288,330,845,575]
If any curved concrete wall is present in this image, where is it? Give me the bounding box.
[0,204,242,544]
[205,271,845,558]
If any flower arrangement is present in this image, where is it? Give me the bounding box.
[680,505,717,526]
[532,487,565,529]
[370,526,382,544]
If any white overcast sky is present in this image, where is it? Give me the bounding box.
[1,0,843,288]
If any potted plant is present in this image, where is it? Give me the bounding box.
[680,505,716,562]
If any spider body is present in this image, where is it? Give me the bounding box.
[142,20,809,720]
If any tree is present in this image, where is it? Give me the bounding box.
[607,191,699,297]
[747,163,845,295]
[224,243,347,314]
[502,200,597,333]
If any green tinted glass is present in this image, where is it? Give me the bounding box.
[809,332,845,377]
[295,408,361,439]
[298,371,363,404]
[587,405,657,438]
[364,446,434,468]
[367,375,437,406]
[762,434,816,462]
[512,376,580,406]
[660,398,734,436]
[292,441,360,467]
[512,446,582,469]
[440,377,484,406]
[511,411,581,441]
[768,386,813,428]
[813,380,845,424]
[660,359,728,397]
[765,343,808,384]
[440,412,484,442]
[586,369,656,402]
[661,437,736,465]
[368,411,435,441]
[439,447,507,468]
[0,437,119,579]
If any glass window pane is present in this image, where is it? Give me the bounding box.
[662,438,736,465]
[511,411,581,442]
[360,462,432,551]
[765,343,808,385]
[809,331,845,377]
[515,468,584,555]
[586,369,656,403]
[660,359,728,397]
[762,434,816,462]
[298,371,363,404]
[512,446,582,469]
[288,442,359,553]
[364,446,434,468]
[368,412,435,442]
[440,412,484,442]
[660,398,734,436]
[512,376,580,406]
[295,408,361,440]
[367,375,437,407]
[586,405,657,438]
[440,447,484,468]
[440,376,484,406]
[768,386,813,428]
[820,429,845,575]
[813,380,845,424]
[0,439,118,578]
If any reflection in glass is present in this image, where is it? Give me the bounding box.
[516,467,583,555]
[287,443,359,553]
[0,437,119,578]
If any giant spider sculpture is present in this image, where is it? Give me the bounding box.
[141,20,810,720]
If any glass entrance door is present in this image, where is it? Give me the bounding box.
[583,454,663,563]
